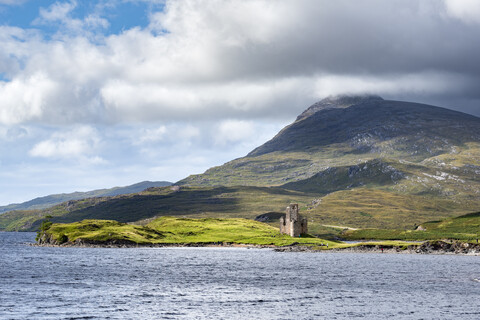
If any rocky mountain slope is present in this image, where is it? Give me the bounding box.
[180,95,480,189]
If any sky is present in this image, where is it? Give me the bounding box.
[1,0,480,205]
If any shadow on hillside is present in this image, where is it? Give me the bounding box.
[46,186,305,225]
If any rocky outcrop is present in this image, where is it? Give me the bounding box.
[415,240,480,254]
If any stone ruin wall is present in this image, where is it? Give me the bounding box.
[280,203,308,237]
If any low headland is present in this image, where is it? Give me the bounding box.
[35,216,480,255]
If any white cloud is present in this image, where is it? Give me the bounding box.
[1,0,480,128]
[29,126,103,162]
[312,72,471,98]
[444,0,480,24]
[38,1,77,22]
[176,125,200,141]
[133,124,200,152]
[0,72,57,124]
[34,0,109,35]
[215,120,255,146]
[100,77,311,121]
[136,126,167,144]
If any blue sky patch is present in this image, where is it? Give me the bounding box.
[0,0,163,36]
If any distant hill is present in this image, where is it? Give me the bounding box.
[0,181,172,214]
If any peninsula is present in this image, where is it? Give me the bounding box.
[36,216,480,255]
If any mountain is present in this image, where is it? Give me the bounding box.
[3,95,479,234]
[179,95,480,187]
[0,181,172,214]
[175,95,480,229]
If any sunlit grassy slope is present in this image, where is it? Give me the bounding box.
[42,217,339,247]
[343,212,480,241]
[304,188,479,230]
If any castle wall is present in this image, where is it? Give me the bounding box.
[279,216,286,234]
[280,204,307,237]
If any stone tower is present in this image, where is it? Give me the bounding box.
[280,204,308,237]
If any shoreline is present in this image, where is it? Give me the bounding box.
[33,239,278,249]
[33,239,480,255]
[274,241,480,255]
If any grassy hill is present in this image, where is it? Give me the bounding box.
[38,217,339,247]
[342,212,480,241]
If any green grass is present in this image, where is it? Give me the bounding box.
[305,188,479,230]
[40,216,478,251]
[44,219,166,244]
[41,217,340,247]
[343,212,480,241]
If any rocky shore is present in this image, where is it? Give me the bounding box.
[274,240,480,255]
[35,236,276,249]
[36,235,480,255]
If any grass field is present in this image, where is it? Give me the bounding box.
[40,217,341,247]
[343,212,480,241]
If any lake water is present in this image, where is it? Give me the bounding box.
[1,232,479,319]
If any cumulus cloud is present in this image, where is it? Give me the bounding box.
[38,1,77,22]
[34,0,109,35]
[0,0,479,128]
[29,126,104,163]
[136,126,167,144]
[215,120,255,146]
[444,0,480,24]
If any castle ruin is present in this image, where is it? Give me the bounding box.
[280,204,308,237]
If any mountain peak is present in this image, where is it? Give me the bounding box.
[297,94,384,120]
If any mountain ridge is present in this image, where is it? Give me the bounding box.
[248,97,480,157]
[179,96,480,189]
[0,180,172,214]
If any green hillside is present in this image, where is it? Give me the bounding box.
[38,217,338,247]
[4,184,477,240]
[2,186,316,231]
[343,212,480,241]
